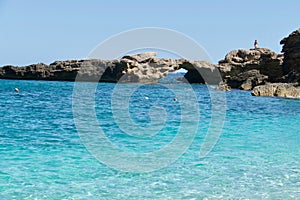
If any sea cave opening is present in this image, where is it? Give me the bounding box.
[158,68,188,84]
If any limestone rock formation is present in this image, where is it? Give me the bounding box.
[0,53,221,84]
[251,83,300,99]
[218,48,283,89]
[280,28,300,82]
[250,29,300,98]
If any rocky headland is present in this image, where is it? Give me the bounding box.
[1,29,300,99]
[218,48,283,90]
[252,29,300,99]
[218,28,300,99]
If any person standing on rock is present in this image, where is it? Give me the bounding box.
[254,40,259,49]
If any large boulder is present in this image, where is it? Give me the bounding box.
[280,28,300,82]
[251,83,300,99]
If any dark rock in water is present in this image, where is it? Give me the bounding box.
[218,48,283,89]
[252,83,300,99]
[280,28,300,82]
[0,53,221,84]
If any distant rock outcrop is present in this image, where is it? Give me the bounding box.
[0,52,221,84]
[280,28,300,83]
[1,60,83,81]
[218,48,283,90]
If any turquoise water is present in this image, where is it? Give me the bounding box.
[0,79,299,199]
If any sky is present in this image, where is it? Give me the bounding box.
[0,0,299,66]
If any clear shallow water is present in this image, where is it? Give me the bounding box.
[0,79,299,199]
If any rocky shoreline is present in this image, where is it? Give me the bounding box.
[1,29,300,99]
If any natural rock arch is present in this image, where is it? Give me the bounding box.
[0,52,222,84]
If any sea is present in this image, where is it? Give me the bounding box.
[0,77,299,199]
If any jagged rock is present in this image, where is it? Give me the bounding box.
[280,28,300,82]
[252,83,300,99]
[214,28,300,98]
[122,52,157,63]
[218,48,283,86]
[118,57,179,83]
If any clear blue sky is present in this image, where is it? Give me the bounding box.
[0,0,299,66]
